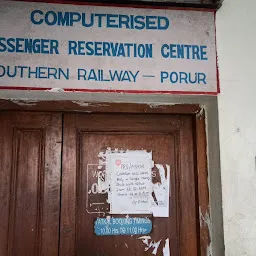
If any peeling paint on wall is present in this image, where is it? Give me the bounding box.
[196,105,205,119]
[71,100,90,107]
[71,101,111,107]
[148,103,175,108]
[207,244,212,256]
[199,207,212,235]
[45,88,64,93]
[199,207,212,256]
[11,100,39,106]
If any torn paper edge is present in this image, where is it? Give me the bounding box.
[151,164,170,217]
[137,236,162,255]
[163,238,170,256]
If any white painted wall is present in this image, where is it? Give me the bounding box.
[216,0,256,255]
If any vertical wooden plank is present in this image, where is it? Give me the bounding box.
[196,111,211,256]
[41,113,62,256]
[0,112,12,256]
[8,129,44,255]
[178,115,198,256]
[59,114,77,256]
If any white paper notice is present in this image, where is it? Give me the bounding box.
[108,151,153,214]
[150,164,170,217]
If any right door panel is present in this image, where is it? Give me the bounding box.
[60,113,198,256]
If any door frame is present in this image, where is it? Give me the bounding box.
[0,99,211,256]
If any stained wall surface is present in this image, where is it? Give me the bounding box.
[216,0,256,255]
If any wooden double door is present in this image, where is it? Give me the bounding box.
[0,111,199,256]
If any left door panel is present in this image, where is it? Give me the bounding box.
[0,112,62,256]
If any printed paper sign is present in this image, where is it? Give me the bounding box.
[94,217,152,236]
[107,151,153,214]
[0,1,218,94]
[86,164,109,214]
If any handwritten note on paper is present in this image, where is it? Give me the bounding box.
[107,151,153,214]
